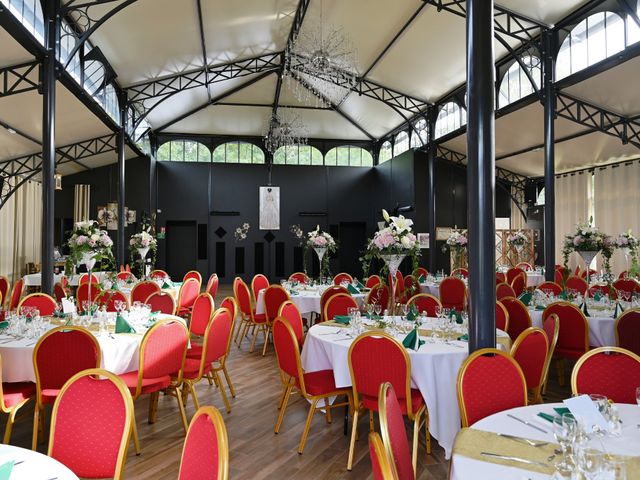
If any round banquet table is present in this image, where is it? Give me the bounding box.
[300,319,512,458]
[421,272,543,299]
[22,272,109,287]
[255,287,366,315]
[0,313,182,383]
[528,306,616,347]
[450,403,640,479]
[0,444,78,479]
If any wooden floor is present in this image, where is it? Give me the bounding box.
[4,285,572,479]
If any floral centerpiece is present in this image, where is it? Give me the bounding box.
[235,223,250,241]
[305,226,337,278]
[507,231,529,251]
[442,231,468,272]
[562,219,614,282]
[129,230,157,278]
[614,230,639,277]
[65,220,114,273]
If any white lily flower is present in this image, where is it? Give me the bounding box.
[382,209,390,222]
[391,215,413,231]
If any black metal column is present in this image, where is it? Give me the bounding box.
[117,99,126,267]
[40,0,59,295]
[466,0,496,351]
[426,107,437,274]
[149,135,157,219]
[543,30,556,281]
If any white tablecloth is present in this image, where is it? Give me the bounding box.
[527,273,544,287]
[528,307,616,347]
[0,444,78,479]
[255,288,366,315]
[450,403,640,479]
[22,272,109,287]
[300,320,511,458]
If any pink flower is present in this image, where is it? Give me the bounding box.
[459,236,468,245]
[573,236,583,246]
[76,235,88,245]
[130,239,136,246]
[373,231,396,249]
[88,240,97,247]
[313,236,327,247]
[618,237,628,246]
[141,239,150,247]
[406,233,416,243]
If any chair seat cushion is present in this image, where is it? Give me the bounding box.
[179,358,211,380]
[41,388,62,404]
[253,312,267,324]
[118,371,171,395]
[186,345,203,359]
[362,388,424,415]
[299,370,345,397]
[2,382,35,408]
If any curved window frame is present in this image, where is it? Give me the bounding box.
[157,140,211,163]
[393,131,410,157]
[435,101,466,139]
[379,141,393,164]
[498,54,542,108]
[212,141,265,164]
[325,146,373,167]
[410,119,428,148]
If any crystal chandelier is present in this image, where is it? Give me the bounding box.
[264,109,309,153]
[284,0,358,106]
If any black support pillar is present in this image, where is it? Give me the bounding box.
[116,98,126,267]
[40,0,59,295]
[426,107,437,274]
[543,30,556,281]
[466,0,496,352]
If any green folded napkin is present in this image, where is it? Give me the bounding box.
[418,274,425,283]
[0,460,14,480]
[518,291,532,306]
[613,302,624,318]
[535,305,546,311]
[161,281,173,289]
[0,321,8,330]
[559,291,568,300]
[593,292,602,301]
[580,301,590,317]
[402,327,424,351]
[333,315,351,325]
[406,305,417,322]
[449,309,463,324]
[537,412,556,423]
[115,314,136,334]
[290,290,299,296]
[347,283,359,294]
[365,314,382,320]
[355,279,365,289]
[554,407,570,416]
[457,334,469,342]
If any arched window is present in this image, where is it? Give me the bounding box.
[102,84,119,123]
[157,140,211,162]
[3,0,45,44]
[410,119,428,148]
[212,141,264,163]
[536,187,545,206]
[498,55,541,107]
[325,146,374,167]
[83,59,106,96]
[627,4,640,44]
[273,145,322,165]
[435,101,466,139]
[379,141,393,164]
[557,12,626,79]
[394,131,409,157]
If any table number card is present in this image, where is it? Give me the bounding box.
[61,298,76,314]
[563,394,609,432]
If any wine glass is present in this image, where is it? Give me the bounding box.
[575,444,605,480]
[553,413,577,471]
[373,304,381,317]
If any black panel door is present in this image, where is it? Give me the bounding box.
[166,220,197,280]
[338,222,367,278]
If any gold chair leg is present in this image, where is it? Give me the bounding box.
[325,400,332,424]
[206,371,214,386]
[412,412,422,474]
[249,325,259,353]
[215,372,232,413]
[234,319,243,344]
[189,382,200,411]
[131,418,141,455]
[31,407,39,451]
[347,409,359,471]
[369,410,375,432]
[274,384,293,433]
[222,365,236,398]
[4,408,17,444]
[262,325,271,356]
[148,391,160,424]
[425,413,431,454]
[298,398,318,454]
[174,387,189,433]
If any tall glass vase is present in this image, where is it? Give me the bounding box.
[621,247,631,273]
[381,253,406,314]
[314,247,327,282]
[81,251,97,315]
[137,247,150,279]
[578,250,599,286]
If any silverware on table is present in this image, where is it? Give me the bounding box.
[480,452,549,467]
[497,433,549,447]
[506,413,548,434]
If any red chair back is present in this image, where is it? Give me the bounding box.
[140,319,188,381]
[457,348,527,427]
[565,276,588,295]
[365,284,389,310]
[189,293,215,336]
[17,293,57,316]
[95,290,129,312]
[34,327,101,405]
[54,282,68,303]
[613,278,640,298]
[288,272,308,284]
[496,301,509,332]
[579,269,597,279]
[78,273,99,285]
[368,432,396,480]
[403,275,420,299]
[554,269,565,285]
[571,347,640,403]
[178,278,201,312]
[516,262,532,271]
[150,269,169,280]
[278,301,304,346]
[233,279,254,319]
[379,382,413,480]
[75,283,102,312]
[251,274,269,301]
[365,275,382,288]
[506,267,522,285]
[415,267,428,280]
[146,292,176,315]
[272,318,304,388]
[588,284,617,300]
[511,273,526,296]
[219,296,237,321]
[0,276,9,308]
[183,270,202,285]
[496,282,516,300]
[618,270,629,279]
[263,285,290,324]
[615,308,640,355]
[202,308,233,366]
[543,302,589,359]
[542,313,560,386]
[439,277,466,311]
[537,281,562,296]
[324,293,358,322]
[451,268,468,278]
[8,278,24,311]
[511,328,549,392]
[495,272,506,284]
[319,286,349,321]
[500,297,532,341]
[49,369,133,480]
[116,271,136,282]
[130,281,161,305]
[334,272,354,285]
[205,274,219,300]
[407,293,441,317]
[178,406,229,480]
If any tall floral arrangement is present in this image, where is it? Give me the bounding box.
[442,231,468,271]
[65,220,114,272]
[615,230,639,278]
[128,215,157,278]
[562,220,614,277]
[304,226,337,277]
[507,231,529,249]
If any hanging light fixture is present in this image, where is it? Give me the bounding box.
[264,108,309,153]
[284,0,358,106]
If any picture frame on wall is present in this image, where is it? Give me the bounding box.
[417,233,430,249]
[106,202,118,230]
[127,209,136,224]
[97,206,107,227]
[259,186,280,230]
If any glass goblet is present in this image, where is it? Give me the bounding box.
[553,413,577,472]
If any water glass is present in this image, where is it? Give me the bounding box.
[575,446,605,479]
[553,413,577,471]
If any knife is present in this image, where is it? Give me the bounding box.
[507,413,548,434]
[480,452,549,467]
[497,433,549,447]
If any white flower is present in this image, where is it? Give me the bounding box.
[382,209,390,222]
[90,234,99,241]
[401,236,412,248]
[391,215,413,231]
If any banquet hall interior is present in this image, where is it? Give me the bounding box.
[1,0,640,479]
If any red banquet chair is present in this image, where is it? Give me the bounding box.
[407,293,441,317]
[149,269,169,280]
[415,267,429,280]
[323,293,359,322]
[369,432,396,480]
[272,318,352,454]
[496,282,516,301]
[78,273,99,286]
[177,278,201,317]
[53,282,69,303]
[319,285,349,322]
[541,313,560,394]
[116,271,136,283]
[588,284,617,300]
[0,354,35,444]
[234,278,267,352]
[366,284,390,311]
[506,267,523,285]
[615,308,640,355]
[32,326,101,450]
[457,348,527,427]
[500,297,532,341]
[389,271,405,304]
[288,272,309,284]
[613,278,640,298]
[17,293,57,316]
[543,302,589,385]
[118,318,190,454]
[262,285,291,356]
[510,328,549,404]
[186,293,215,359]
[451,268,468,278]
[496,272,506,284]
[537,281,563,296]
[251,274,269,302]
[511,272,527,297]
[554,269,565,286]
[48,369,133,480]
[571,347,640,404]
[496,301,509,333]
[334,272,354,285]
[278,301,305,347]
[178,406,229,480]
[8,278,24,311]
[183,270,202,286]
[403,275,420,300]
[516,262,533,271]
[365,275,382,289]
[439,277,466,311]
[205,273,219,300]
[180,308,235,414]
[579,269,597,280]
[565,275,588,295]
[0,276,9,309]
[95,290,129,312]
[347,332,429,471]
[130,280,161,305]
[204,297,238,402]
[76,283,101,312]
[379,382,415,480]
[145,291,176,315]
[619,270,629,279]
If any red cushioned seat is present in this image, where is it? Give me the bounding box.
[2,382,35,408]
[40,388,62,404]
[118,371,171,395]
[179,358,212,380]
[362,388,424,415]
[297,370,341,397]
[252,312,267,323]
[186,344,203,359]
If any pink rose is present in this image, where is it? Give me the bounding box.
[141,239,150,247]
[573,236,582,246]
[76,235,88,245]
[313,236,327,247]
[130,239,136,246]
[459,236,468,245]
[88,240,97,247]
